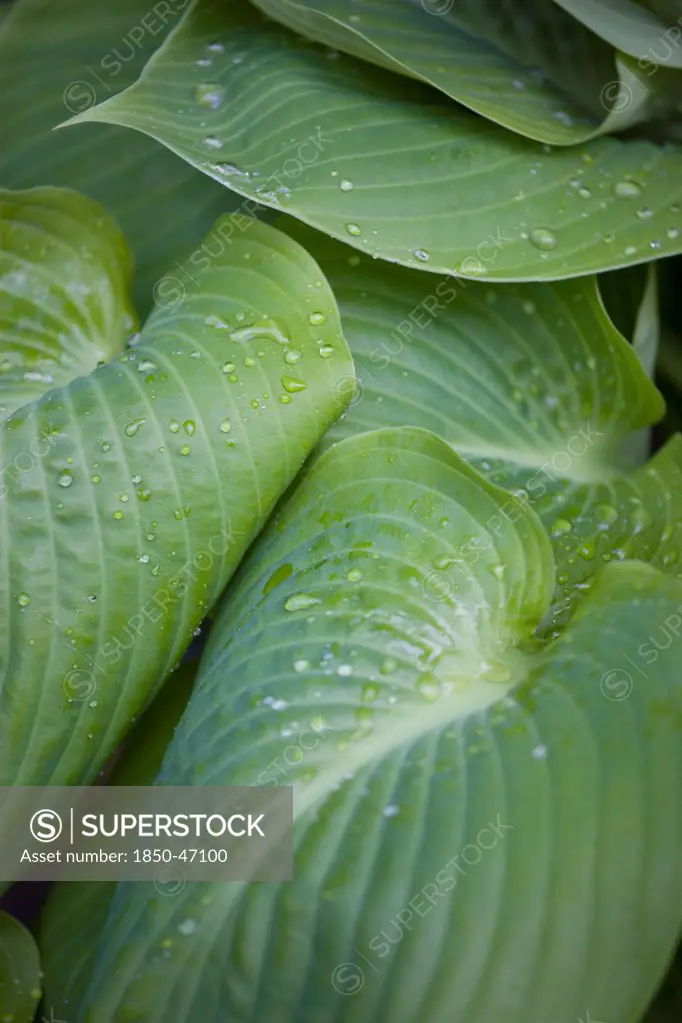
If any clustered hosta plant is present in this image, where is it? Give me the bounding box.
[1,0,682,1020]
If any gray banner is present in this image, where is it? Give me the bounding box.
[0,786,292,882]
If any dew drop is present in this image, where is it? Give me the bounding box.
[17,592,30,608]
[183,420,196,436]
[113,510,123,520]
[339,178,354,191]
[58,469,73,488]
[529,227,557,251]
[417,673,441,702]
[125,418,146,437]
[667,227,679,240]
[596,503,618,527]
[383,804,399,818]
[138,359,156,373]
[263,696,288,711]
[281,374,307,393]
[636,206,652,220]
[613,179,642,199]
[180,445,191,456]
[215,162,251,179]
[177,918,197,936]
[532,744,548,760]
[293,659,311,672]
[203,135,223,150]
[219,418,232,434]
[631,505,652,531]
[195,83,224,109]
[308,311,326,326]
[551,518,572,536]
[380,656,397,675]
[347,568,363,582]
[414,248,430,262]
[362,683,378,704]
[169,420,181,433]
[285,348,302,365]
[222,361,235,373]
[284,593,321,611]
[345,223,361,236]
[319,345,335,358]
[577,187,591,198]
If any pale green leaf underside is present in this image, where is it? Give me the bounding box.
[554,0,682,68]
[0,187,136,423]
[64,0,682,281]
[51,429,682,1023]
[0,212,353,790]
[0,0,247,316]
[0,911,42,1022]
[251,0,661,145]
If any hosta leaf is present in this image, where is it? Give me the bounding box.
[554,0,682,68]
[39,660,199,1014]
[0,209,353,789]
[0,911,42,1022]
[63,0,682,281]
[251,0,678,144]
[599,263,659,460]
[46,429,682,1023]
[270,225,681,625]
[0,187,136,423]
[599,264,659,376]
[0,0,244,315]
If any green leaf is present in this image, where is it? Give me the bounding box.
[250,0,664,144]
[63,0,682,281]
[270,224,681,625]
[599,262,660,460]
[39,659,199,1016]
[0,0,245,315]
[293,227,663,467]
[0,910,42,1022]
[0,210,353,789]
[553,0,682,68]
[43,428,682,1023]
[0,187,137,423]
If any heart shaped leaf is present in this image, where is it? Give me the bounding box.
[251,0,680,143]
[42,428,682,1023]
[63,0,682,280]
[0,199,353,789]
[271,225,682,629]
